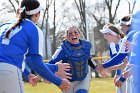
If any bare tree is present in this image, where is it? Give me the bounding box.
[51,0,57,53]
[73,0,87,38]
[126,0,136,13]
[88,0,122,52]
[89,1,106,26]
[87,1,108,53]
[0,0,19,13]
[0,5,9,12]
[89,0,121,24]
[8,0,19,12]
[51,0,70,53]
[105,0,121,23]
[40,0,54,58]
[41,0,53,29]
[36,0,69,57]
[88,0,121,77]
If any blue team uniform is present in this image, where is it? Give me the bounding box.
[102,30,136,68]
[131,31,140,93]
[109,42,121,75]
[102,27,136,93]
[48,39,91,93]
[0,19,62,86]
[109,41,126,93]
[49,39,91,81]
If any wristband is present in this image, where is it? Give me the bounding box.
[119,76,126,82]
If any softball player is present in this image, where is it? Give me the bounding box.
[97,11,140,93]
[115,11,140,93]
[48,26,97,93]
[118,15,133,93]
[0,0,71,93]
[128,11,140,93]
[100,23,127,93]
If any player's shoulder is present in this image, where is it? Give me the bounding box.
[80,39,91,45]
[21,19,38,32]
[22,19,36,27]
[80,39,90,43]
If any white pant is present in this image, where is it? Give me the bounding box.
[116,80,127,93]
[116,76,137,93]
[0,62,24,93]
[127,76,137,93]
[63,73,91,93]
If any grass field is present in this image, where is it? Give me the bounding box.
[24,77,116,93]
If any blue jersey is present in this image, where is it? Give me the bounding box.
[0,19,43,68]
[0,19,62,86]
[48,39,91,81]
[130,31,140,65]
[109,42,120,58]
[109,41,122,75]
[103,30,136,68]
[131,31,140,93]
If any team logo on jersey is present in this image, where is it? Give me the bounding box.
[1,26,22,45]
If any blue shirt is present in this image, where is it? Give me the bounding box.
[103,30,136,68]
[0,19,62,86]
[109,42,122,75]
[48,40,90,64]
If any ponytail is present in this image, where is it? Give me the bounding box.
[119,33,125,38]
[5,0,41,38]
[5,7,26,38]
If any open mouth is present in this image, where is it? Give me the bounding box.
[72,37,77,40]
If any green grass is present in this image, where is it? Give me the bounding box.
[24,77,116,93]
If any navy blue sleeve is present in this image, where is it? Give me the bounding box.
[25,54,58,73]
[27,54,62,86]
[48,46,66,64]
[103,53,127,68]
[22,68,30,81]
[45,63,58,73]
[109,43,122,75]
[103,37,129,68]
[26,22,62,86]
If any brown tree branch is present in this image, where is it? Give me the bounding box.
[8,0,16,12]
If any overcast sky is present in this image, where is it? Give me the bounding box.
[0,0,139,25]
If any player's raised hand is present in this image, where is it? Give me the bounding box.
[55,62,72,79]
[56,62,71,72]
